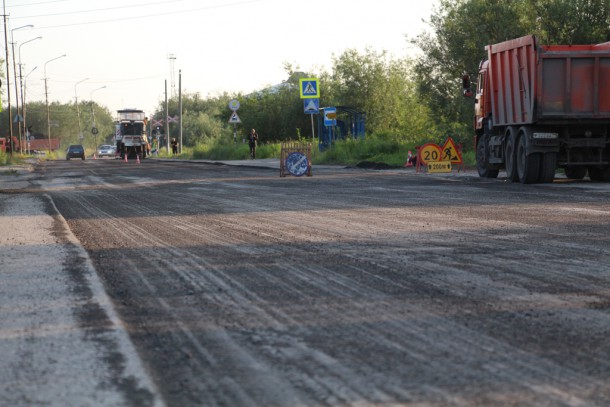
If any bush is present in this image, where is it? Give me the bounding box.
[314,137,411,167]
[181,133,476,168]
[0,151,28,166]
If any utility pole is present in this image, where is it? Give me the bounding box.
[165,80,169,154]
[18,36,41,153]
[2,3,13,154]
[11,24,33,154]
[74,77,89,144]
[179,69,182,154]
[44,54,67,154]
[168,54,176,97]
[22,66,36,154]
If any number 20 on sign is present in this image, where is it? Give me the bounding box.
[418,143,442,164]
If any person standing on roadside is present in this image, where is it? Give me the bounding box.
[171,138,179,156]
[247,128,259,159]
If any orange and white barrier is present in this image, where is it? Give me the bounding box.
[404,150,413,167]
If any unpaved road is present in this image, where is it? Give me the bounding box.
[5,158,610,406]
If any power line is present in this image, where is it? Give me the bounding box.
[7,0,69,8]
[11,0,263,29]
[11,0,191,19]
[51,73,166,84]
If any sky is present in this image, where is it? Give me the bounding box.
[4,0,438,120]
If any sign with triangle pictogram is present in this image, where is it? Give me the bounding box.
[441,137,462,164]
[228,111,241,124]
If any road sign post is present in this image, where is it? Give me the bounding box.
[228,100,240,143]
[303,98,319,143]
[300,79,320,145]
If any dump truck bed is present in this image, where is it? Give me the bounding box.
[487,35,610,126]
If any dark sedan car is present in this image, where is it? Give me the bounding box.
[66,144,85,160]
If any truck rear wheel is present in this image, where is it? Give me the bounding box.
[588,166,610,182]
[504,128,519,182]
[538,153,556,183]
[516,132,540,184]
[564,166,587,179]
[476,134,499,178]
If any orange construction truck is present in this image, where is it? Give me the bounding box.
[464,35,610,183]
[0,136,19,153]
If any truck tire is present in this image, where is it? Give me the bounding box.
[588,166,610,182]
[476,134,499,178]
[538,153,556,183]
[504,128,519,182]
[564,166,587,179]
[516,131,540,184]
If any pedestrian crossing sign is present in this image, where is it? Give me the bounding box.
[299,78,319,99]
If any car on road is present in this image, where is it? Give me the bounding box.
[66,144,85,160]
[97,144,116,158]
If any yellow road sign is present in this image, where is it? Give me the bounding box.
[441,137,462,164]
[427,161,452,173]
[418,143,442,165]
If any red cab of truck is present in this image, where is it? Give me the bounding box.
[0,136,19,153]
[464,35,610,183]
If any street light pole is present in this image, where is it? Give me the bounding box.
[44,53,66,154]
[22,66,36,154]
[11,24,33,153]
[2,7,13,154]
[18,35,41,153]
[74,77,89,144]
[90,85,106,155]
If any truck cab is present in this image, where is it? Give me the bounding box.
[116,109,148,159]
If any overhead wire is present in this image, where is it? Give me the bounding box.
[7,0,69,7]
[10,0,263,29]
[10,0,192,19]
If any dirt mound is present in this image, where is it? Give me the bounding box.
[355,161,397,170]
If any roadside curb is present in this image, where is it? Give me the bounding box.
[0,160,39,192]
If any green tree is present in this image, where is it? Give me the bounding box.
[412,0,610,147]
[328,48,436,143]
[152,92,231,147]
[412,0,531,146]
[529,0,610,45]
[0,100,114,151]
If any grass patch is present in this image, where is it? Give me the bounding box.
[314,137,412,167]
[0,151,27,166]
[191,141,281,160]
[171,135,476,168]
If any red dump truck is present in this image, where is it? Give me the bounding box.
[0,136,19,153]
[464,35,610,183]
[1,136,61,154]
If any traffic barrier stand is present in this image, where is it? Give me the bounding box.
[280,142,312,177]
[404,150,413,167]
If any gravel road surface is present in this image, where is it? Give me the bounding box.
[1,158,610,407]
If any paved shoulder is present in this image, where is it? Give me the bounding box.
[0,170,164,406]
